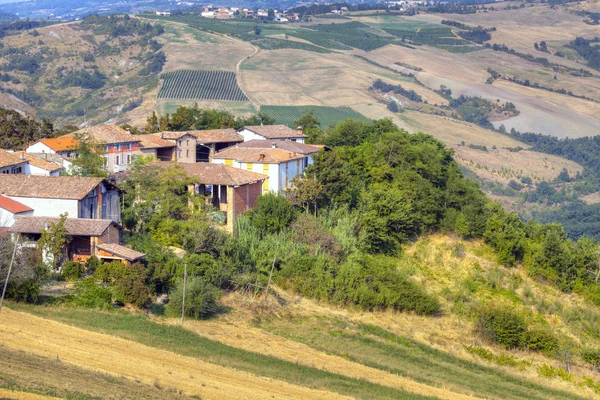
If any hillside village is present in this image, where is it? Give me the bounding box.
[0,123,322,265]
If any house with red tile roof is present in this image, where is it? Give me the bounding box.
[0,194,33,227]
[159,128,243,163]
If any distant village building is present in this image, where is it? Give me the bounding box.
[237,125,307,143]
[155,11,171,16]
[14,152,63,176]
[135,134,176,162]
[25,137,78,159]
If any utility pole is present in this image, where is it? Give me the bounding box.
[181,262,187,327]
[0,234,20,313]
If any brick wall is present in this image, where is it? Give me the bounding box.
[233,182,262,220]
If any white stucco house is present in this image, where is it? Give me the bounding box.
[0,149,28,175]
[237,125,307,143]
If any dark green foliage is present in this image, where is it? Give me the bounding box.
[371,79,422,102]
[60,68,107,89]
[448,95,519,129]
[81,14,165,38]
[582,348,600,369]
[61,261,85,280]
[72,278,112,308]
[457,27,491,43]
[477,306,527,349]
[5,278,40,303]
[567,36,600,70]
[168,277,220,319]
[249,193,297,234]
[387,100,399,112]
[484,203,525,267]
[523,328,559,354]
[139,51,166,76]
[0,107,54,149]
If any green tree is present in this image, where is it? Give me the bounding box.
[168,277,220,319]
[38,213,70,270]
[145,111,160,133]
[249,193,297,234]
[68,133,108,177]
[288,173,324,215]
[358,185,414,255]
[484,202,525,266]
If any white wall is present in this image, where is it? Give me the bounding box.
[238,129,266,142]
[0,209,33,228]
[6,197,79,218]
[26,142,55,154]
[24,163,62,176]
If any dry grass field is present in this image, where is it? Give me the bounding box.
[453,146,584,185]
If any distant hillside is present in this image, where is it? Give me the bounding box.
[0,15,166,126]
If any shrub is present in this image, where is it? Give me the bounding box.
[114,274,149,308]
[582,348,600,370]
[477,305,527,348]
[249,193,297,234]
[6,278,40,303]
[72,278,112,308]
[62,261,85,280]
[168,277,220,319]
[523,328,558,354]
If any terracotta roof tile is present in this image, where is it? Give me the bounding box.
[213,147,306,163]
[0,194,32,214]
[160,129,243,143]
[242,125,307,139]
[14,152,64,172]
[72,125,140,144]
[0,149,27,169]
[96,243,145,261]
[238,140,322,155]
[36,137,79,152]
[12,216,116,236]
[135,134,176,149]
[0,175,104,200]
[179,162,267,186]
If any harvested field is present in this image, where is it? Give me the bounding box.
[0,389,61,400]
[453,146,584,185]
[0,308,351,400]
[169,319,479,400]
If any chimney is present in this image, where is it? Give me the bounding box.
[126,128,131,134]
[259,153,265,161]
[297,126,303,133]
[19,153,24,160]
[272,142,277,149]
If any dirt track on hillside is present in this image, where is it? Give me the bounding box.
[0,308,350,400]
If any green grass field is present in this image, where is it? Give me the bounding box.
[260,105,370,127]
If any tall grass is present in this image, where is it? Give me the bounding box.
[10,303,435,400]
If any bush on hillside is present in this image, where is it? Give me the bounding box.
[168,277,220,319]
[6,278,40,304]
[582,348,600,370]
[62,261,85,280]
[477,305,527,349]
[249,193,297,234]
[72,278,112,308]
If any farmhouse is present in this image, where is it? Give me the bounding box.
[0,149,28,175]
[25,136,78,159]
[0,175,122,225]
[0,194,33,227]
[160,128,243,163]
[238,125,307,143]
[238,139,324,163]
[212,146,306,194]
[179,163,267,232]
[12,216,144,264]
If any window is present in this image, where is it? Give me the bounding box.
[127,143,132,150]
[127,155,131,164]
[116,156,120,165]
[186,149,189,158]
[186,139,189,146]
[116,144,121,152]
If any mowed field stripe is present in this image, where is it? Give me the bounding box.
[0,308,350,400]
[0,389,62,400]
[169,319,482,400]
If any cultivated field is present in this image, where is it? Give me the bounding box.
[159,70,249,101]
[260,105,370,127]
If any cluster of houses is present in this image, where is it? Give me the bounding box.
[0,123,323,266]
[196,6,299,21]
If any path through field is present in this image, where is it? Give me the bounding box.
[0,308,350,400]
